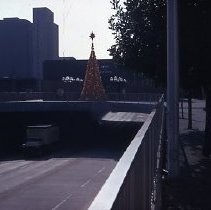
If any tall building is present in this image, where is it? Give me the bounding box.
[0,7,58,80]
[0,18,33,79]
[33,8,58,79]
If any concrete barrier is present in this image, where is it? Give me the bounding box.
[88,95,165,210]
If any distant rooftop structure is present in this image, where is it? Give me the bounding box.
[3,17,20,20]
[60,57,77,60]
[33,7,54,23]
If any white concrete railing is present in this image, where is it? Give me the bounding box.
[89,95,165,210]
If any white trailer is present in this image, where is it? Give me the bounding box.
[22,125,59,156]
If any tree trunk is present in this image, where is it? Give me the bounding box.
[181,98,184,119]
[180,90,184,119]
[188,91,192,129]
[203,87,211,156]
[201,86,205,100]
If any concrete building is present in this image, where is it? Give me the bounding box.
[0,7,58,81]
[42,58,159,93]
[0,18,33,79]
[33,8,58,79]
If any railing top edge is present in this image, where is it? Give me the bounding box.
[88,109,157,210]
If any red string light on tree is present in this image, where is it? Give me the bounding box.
[80,32,106,100]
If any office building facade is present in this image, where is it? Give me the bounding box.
[33,8,58,79]
[0,7,58,81]
[0,18,33,79]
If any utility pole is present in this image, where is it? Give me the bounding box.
[167,0,179,178]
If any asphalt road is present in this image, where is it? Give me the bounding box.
[0,113,141,210]
[0,152,117,210]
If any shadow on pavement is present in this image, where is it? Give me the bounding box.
[164,130,211,210]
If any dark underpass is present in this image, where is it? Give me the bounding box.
[0,111,141,160]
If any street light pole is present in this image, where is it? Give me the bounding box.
[167,0,179,178]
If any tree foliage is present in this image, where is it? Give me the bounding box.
[109,0,211,154]
[179,0,211,91]
[108,0,167,86]
[179,0,211,155]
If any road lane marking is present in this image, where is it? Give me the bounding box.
[80,179,91,188]
[0,161,34,175]
[51,193,72,210]
[97,167,105,174]
[0,159,72,196]
[80,166,106,189]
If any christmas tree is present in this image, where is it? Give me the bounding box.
[80,32,106,100]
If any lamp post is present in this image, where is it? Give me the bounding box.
[167,0,179,178]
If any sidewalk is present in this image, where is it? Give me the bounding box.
[164,99,211,210]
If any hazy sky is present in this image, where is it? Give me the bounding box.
[0,0,115,59]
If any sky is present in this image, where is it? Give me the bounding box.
[0,0,115,59]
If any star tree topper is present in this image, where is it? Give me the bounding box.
[80,31,106,100]
[90,32,95,41]
[90,32,95,50]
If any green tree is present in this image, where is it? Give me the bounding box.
[108,0,166,86]
[179,0,211,155]
[179,0,200,130]
[109,0,211,155]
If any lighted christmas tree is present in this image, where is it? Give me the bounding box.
[80,32,106,100]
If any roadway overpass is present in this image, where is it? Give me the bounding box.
[0,95,165,209]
